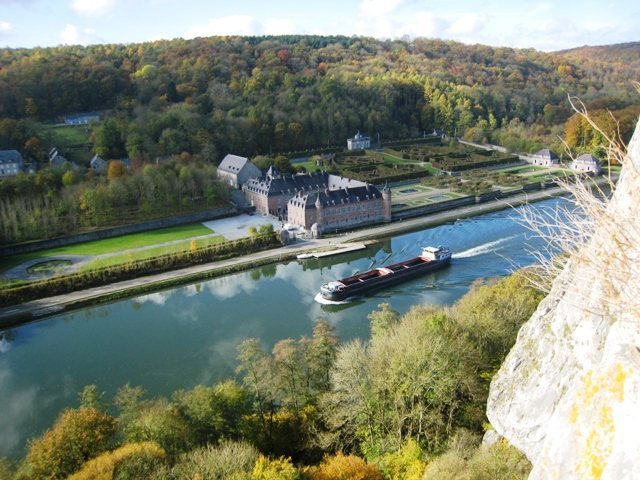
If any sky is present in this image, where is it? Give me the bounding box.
[0,0,638,52]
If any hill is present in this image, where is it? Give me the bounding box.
[1,36,639,162]
[555,41,640,64]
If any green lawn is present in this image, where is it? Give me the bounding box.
[80,234,225,270]
[38,124,91,145]
[0,223,215,272]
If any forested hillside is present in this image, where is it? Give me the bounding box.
[1,36,639,162]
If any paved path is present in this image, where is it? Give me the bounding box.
[0,186,571,326]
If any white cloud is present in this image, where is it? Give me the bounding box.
[185,15,298,38]
[446,13,486,36]
[360,0,407,17]
[355,11,443,39]
[190,15,259,37]
[59,24,102,45]
[60,24,79,44]
[70,0,116,16]
[0,21,11,33]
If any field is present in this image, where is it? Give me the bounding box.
[80,234,226,270]
[0,223,216,272]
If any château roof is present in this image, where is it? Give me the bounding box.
[288,184,382,210]
[244,171,367,197]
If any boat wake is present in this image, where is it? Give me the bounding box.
[314,293,351,305]
[452,235,518,259]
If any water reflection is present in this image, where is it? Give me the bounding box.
[0,197,567,459]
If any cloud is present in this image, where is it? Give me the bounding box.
[446,13,486,36]
[0,21,11,33]
[360,0,407,17]
[184,15,296,38]
[60,24,80,44]
[355,10,443,39]
[70,0,116,16]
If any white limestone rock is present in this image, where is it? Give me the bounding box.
[487,118,640,479]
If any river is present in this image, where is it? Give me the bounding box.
[0,197,566,458]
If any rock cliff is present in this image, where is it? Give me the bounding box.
[487,119,640,479]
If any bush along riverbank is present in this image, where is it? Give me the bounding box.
[0,233,280,308]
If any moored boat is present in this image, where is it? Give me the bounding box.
[319,246,451,301]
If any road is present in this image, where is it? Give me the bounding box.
[0,185,570,326]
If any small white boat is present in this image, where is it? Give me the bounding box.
[296,253,315,260]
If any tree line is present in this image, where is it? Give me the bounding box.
[0,159,229,243]
[1,36,638,166]
[0,273,542,479]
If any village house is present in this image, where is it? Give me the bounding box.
[0,149,25,178]
[48,147,67,167]
[529,148,559,167]
[572,153,601,175]
[90,154,108,174]
[64,112,100,125]
[347,131,371,150]
[287,183,391,235]
[217,154,262,188]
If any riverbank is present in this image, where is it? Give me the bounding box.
[0,183,580,328]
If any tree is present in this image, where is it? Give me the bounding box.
[120,399,195,456]
[251,455,299,480]
[92,118,126,159]
[67,442,165,480]
[79,384,107,412]
[304,453,383,480]
[367,303,400,338]
[307,319,339,394]
[107,160,127,180]
[24,407,116,480]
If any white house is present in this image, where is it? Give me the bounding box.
[347,131,370,151]
[572,153,601,175]
[90,154,108,174]
[529,148,559,167]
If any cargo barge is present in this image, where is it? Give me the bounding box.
[319,246,451,301]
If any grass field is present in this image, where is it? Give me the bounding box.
[37,124,92,145]
[80,234,226,270]
[0,223,215,272]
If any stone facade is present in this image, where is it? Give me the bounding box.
[287,183,391,234]
[243,168,367,219]
[572,153,601,174]
[217,154,262,188]
[347,131,370,150]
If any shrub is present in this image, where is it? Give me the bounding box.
[251,455,299,480]
[169,440,258,480]
[24,407,116,480]
[68,442,165,480]
[376,439,426,480]
[421,440,531,480]
[304,453,383,480]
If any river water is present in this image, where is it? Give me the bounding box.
[0,197,566,458]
